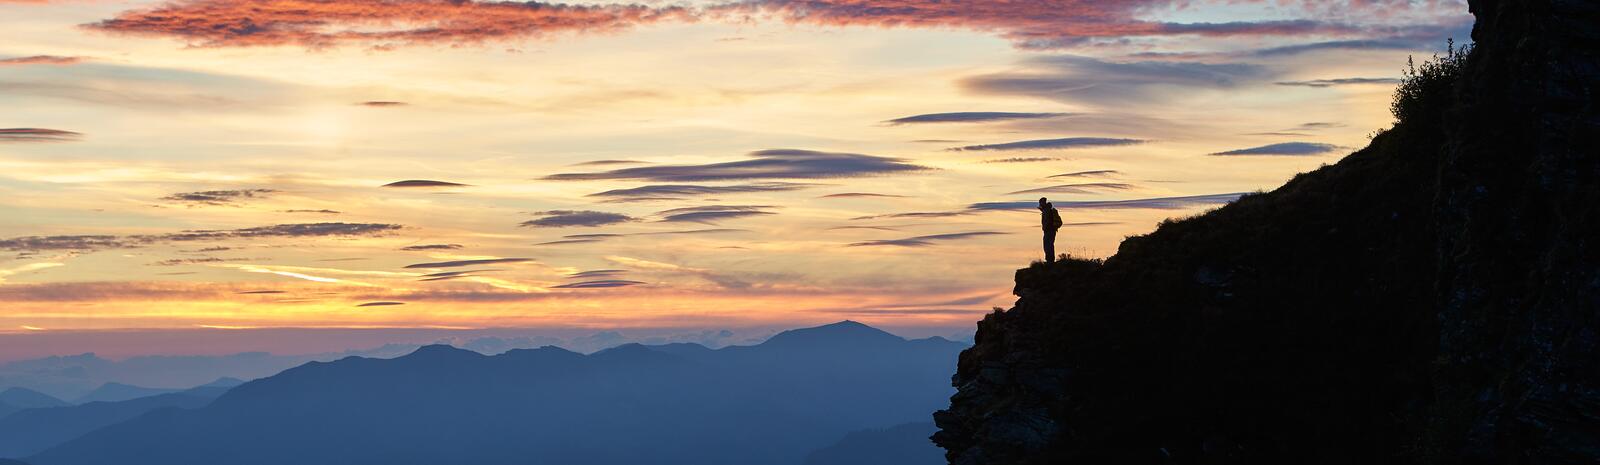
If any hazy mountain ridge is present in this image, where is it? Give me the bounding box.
[934,1,1599,463]
[24,321,965,465]
[0,381,230,458]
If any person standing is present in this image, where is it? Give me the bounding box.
[1039,197,1063,262]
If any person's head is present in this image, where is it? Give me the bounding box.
[1038,197,1049,209]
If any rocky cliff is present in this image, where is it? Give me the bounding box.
[932,1,1599,463]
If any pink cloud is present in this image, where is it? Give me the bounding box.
[0,55,83,66]
[81,0,1451,50]
[86,0,693,49]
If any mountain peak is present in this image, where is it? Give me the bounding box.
[404,344,481,360]
[760,320,904,349]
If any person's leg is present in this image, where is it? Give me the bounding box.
[1044,229,1056,262]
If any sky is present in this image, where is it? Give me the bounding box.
[0,0,1471,359]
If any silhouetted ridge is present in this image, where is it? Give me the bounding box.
[933,1,1599,463]
[760,320,905,349]
[25,321,967,465]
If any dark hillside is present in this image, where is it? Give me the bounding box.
[933,0,1598,463]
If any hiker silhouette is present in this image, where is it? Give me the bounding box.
[1039,197,1062,262]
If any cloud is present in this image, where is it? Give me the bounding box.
[401,244,462,251]
[161,189,277,206]
[357,101,406,106]
[536,229,743,245]
[0,55,83,66]
[382,180,469,188]
[951,137,1144,152]
[0,223,402,251]
[0,262,63,284]
[151,257,247,266]
[851,211,968,220]
[1209,142,1341,156]
[1249,37,1428,57]
[282,209,341,214]
[884,112,1070,125]
[87,0,690,49]
[567,269,626,279]
[1004,183,1134,195]
[1047,169,1120,179]
[848,231,1008,248]
[403,258,533,269]
[961,55,1269,106]
[356,301,405,307]
[587,182,819,200]
[550,279,645,289]
[820,193,908,199]
[656,205,775,224]
[236,290,286,294]
[521,210,637,228]
[545,149,929,181]
[0,128,82,143]
[723,0,1359,50]
[1275,77,1401,87]
[969,193,1245,211]
[982,157,1062,164]
[572,159,647,166]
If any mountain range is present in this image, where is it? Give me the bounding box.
[16,321,962,465]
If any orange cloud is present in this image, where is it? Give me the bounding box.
[86,0,691,48]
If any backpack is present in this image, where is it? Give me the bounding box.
[1048,208,1063,229]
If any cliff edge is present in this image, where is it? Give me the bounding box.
[933,1,1598,463]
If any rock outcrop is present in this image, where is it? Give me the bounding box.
[933,1,1599,463]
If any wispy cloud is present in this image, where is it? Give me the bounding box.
[656,206,776,224]
[884,112,1070,125]
[0,55,83,66]
[87,0,691,49]
[0,262,63,284]
[356,301,405,307]
[982,157,1062,164]
[521,210,637,228]
[723,0,1362,50]
[550,280,644,289]
[401,244,463,251]
[951,137,1144,152]
[403,258,533,269]
[0,223,402,251]
[969,193,1244,211]
[1275,77,1401,87]
[382,180,469,188]
[819,192,908,199]
[962,55,1269,106]
[587,182,819,200]
[848,231,1008,247]
[1209,142,1341,156]
[357,101,406,107]
[1003,183,1133,195]
[0,128,82,143]
[546,149,929,181]
[161,189,277,206]
[1047,170,1120,179]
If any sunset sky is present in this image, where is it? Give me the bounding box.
[0,0,1471,357]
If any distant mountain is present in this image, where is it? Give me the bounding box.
[0,346,418,400]
[28,321,967,465]
[0,389,67,410]
[0,389,221,459]
[0,389,70,421]
[803,422,943,465]
[71,383,179,404]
